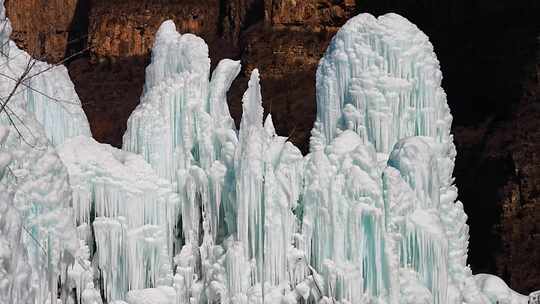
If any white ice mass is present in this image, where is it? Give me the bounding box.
[0,0,531,303]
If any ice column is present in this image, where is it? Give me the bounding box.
[235,69,265,273]
[123,21,241,250]
[310,11,489,304]
[123,21,211,182]
[315,13,451,153]
[0,127,35,304]
[302,130,391,302]
[58,136,181,302]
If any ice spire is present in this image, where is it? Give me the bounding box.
[235,69,265,262]
[208,59,241,130]
[233,70,306,300]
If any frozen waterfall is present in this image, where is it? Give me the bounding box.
[0,0,530,302]
[116,14,525,304]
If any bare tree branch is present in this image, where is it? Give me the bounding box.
[1,105,39,148]
[0,56,36,115]
[25,47,89,80]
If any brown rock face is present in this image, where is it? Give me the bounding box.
[265,0,355,29]
[69,0,357,152]
[5,0,86,62]
[5,0,540,294]
[88,0,221,60]
[70,0,238,145]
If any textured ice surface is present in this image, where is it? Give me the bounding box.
[58,136,180,302]
[0,1,530,302]
[118,15,527,304]
[0,1,84,303]
[0,126,35,304]
[314,13,451,154]
[0,65,79,303]
[474,274,528,304]
[0,39,90,146]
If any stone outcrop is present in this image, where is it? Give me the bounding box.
[4,0,87,62]
[88,0,221,59]
[492,61,540,292]
[265,0,356,29]
[5,0,540,295]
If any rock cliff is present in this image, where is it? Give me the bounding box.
[5,0,540,294]
[5,0,87,61]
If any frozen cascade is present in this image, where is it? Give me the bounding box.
[0,0,530,302]
[58,136,181,302]
[0,1,85,303]
[0,1,90,147]
[0,126,34,304]
[123,22,242,268]
[235,70,304,292]
[116,14,529,304]
[123,19,308,302]
[309,13,481,304]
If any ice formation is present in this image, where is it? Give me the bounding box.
[0,29,90,146]
[58,136,181,302]
[0,1,87,303]
[121,14,530,304]
[474,274,528,304]
[0,0,530,302]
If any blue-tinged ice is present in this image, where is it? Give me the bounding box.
[58,136,180,302]
[0,18,90,146]
[115,15,529,304]
[0,2,84,303]
[0,1,530,302]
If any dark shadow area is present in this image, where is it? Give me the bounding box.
[358,1,540,125]
[228,68,318,154]
[65,0,90,62]
[68,55,149,146]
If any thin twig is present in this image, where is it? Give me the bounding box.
[3,104,42,147]
[0,57,35,115]
[1,107,38,148]
[25,47,89,80]
[21,224,48,256]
